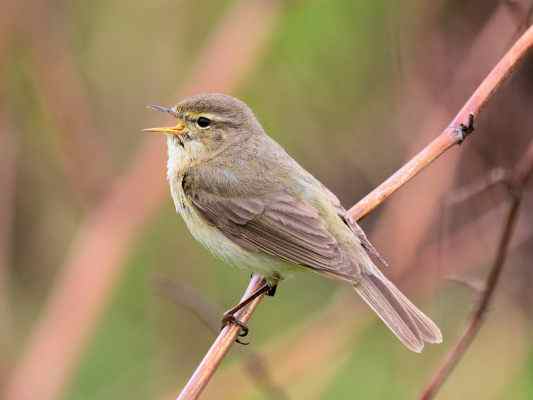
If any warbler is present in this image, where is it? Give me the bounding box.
[145,93,442,352]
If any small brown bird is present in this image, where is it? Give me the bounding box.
[145,93,442,352]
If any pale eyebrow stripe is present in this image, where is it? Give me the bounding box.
[184,112,232,125]
[183,112,213,120]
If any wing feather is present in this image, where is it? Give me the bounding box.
[186,187,347,276]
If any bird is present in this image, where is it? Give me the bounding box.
[144,93,442,352]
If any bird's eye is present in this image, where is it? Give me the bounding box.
[196,116,211,128]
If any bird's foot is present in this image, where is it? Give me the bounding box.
[266,283,277,297]
[221,313,249,345]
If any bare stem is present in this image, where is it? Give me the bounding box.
[176,24,533,400]
[419,140,533,400]
[158,278,289,400]
[348,24,533,221]
[176,275,266,400]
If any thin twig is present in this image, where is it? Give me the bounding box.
[157,279,220,333]
[364,1,526,311]
[419,140,533,400]
[443,167,508,206]
[366,2,518,280]
[176,24,533,400]
[348,24,533,221]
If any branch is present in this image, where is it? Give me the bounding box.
[176,24,533,400]
[176,275,266,400]
[347,24,533,221]
[157,279,289,400]
[363,0,524,297]
[419,140,533,400]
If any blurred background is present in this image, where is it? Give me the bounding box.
[1,0,533,399]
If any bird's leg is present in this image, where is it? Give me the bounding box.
[266,283,277,297]
[266,273,280,297]
[221,280,276,345]
[223,282,272,316]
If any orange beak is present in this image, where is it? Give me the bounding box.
[143,123,186,135]
[143,105,186,135]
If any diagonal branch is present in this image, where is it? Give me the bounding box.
[176,24,533,400]
[176,275,267,400]
[348,23,533,221]
[419,140,533,400]
[157,278,288,400]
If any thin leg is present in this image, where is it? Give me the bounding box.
[266,284,277,297]
[223,282,271,319]
[266,273,281,297]
[221,281,276,345]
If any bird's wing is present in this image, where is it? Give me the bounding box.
[341,213,389,268]
[185,183,353,279]
[319,183,389,268]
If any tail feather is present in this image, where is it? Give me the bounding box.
[354,271,442,353]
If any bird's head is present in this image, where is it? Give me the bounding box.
[144,93,262,164]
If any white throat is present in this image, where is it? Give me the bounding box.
[166,135,206,181]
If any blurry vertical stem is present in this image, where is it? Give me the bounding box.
[28,2,113,203]
[0,0,25,379]
[176,24,533,400]
[0,116,16,376]
[1,1,281,400]
[419,142,533,400]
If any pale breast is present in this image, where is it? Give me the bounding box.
[169,174,290,278]
[166,137,295,279]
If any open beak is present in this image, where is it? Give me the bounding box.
[143,105,186,135]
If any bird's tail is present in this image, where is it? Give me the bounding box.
[353,267,442,353]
